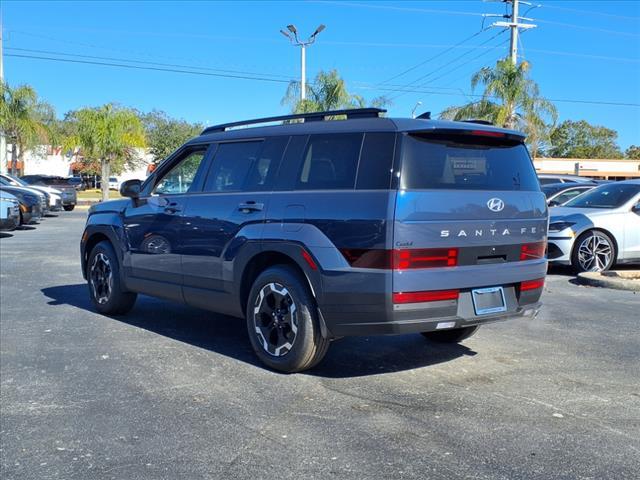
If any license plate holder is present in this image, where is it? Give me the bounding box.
[472,286,507,315]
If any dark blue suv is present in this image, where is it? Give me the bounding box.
[81,108,548,372]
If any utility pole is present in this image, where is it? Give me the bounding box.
[280,24,326,101]
[485,0,537,65]
[509,0,519,65]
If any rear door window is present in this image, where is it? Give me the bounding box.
[203,141,264,192]
[401,133,539,191]
[297,133,363,190]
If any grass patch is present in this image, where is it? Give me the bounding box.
[77,189,123,200]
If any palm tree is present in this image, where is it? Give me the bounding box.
[65,104,146,201]
[282,69,389,114]
[0,82,54,175]
[439,59,557,157]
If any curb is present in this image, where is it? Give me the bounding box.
[577,271,640,292]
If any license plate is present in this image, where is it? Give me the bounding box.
[472,286,507,315]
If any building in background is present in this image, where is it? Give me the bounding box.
[533,158,640,181]
[3,144,153,183]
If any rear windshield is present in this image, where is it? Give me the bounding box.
[400,133,539,191]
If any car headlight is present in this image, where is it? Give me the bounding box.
[549,221,576,232]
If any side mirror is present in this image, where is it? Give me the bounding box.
[120,179,142,199]
[548,200,559,207]
[632,203,640,214]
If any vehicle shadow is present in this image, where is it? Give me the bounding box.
[16,225,37,231]
[0,232,14,238]
[42,284,475,378]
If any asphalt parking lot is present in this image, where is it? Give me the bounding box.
[1,210,638,480]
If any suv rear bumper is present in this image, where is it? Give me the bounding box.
[324,301,541,336]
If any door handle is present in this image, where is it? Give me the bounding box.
[238,201,264,213]
[164,204,181,214]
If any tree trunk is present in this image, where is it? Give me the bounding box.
[10,142,18,176]
[101,159,110,202]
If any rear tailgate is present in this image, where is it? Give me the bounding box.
[393,131,548,297]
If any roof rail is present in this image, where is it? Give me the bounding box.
[201,108,386,134]
[460,119,494,126]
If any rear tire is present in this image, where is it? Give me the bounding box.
[421,326,479,343]
[87,241,137,315]
[246,265,330,373]
[63,205,75,211]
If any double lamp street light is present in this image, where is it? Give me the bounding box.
[280,24,326,101]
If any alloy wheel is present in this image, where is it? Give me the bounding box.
[90,252,113,304]
[253,282,298,357]
[577,233,612,272]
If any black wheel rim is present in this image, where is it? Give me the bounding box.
[90,252,113,304]
[253,282,297,357]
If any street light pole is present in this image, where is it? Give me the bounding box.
[280,24,325,102]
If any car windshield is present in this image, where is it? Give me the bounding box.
[563,183,640,209]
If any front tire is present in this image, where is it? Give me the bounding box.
[246,265,330,373]
[571,230,616,273]
[421,326,479,343]
[63,205,75,211]
[87,241,137,315]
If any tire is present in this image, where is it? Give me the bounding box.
[421,326,479,343]
[571,230,616,273]
[246,265,330,373]
[63,205,75,211]
[87,241,137,315]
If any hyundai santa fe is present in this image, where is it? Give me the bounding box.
[80,108,548,372]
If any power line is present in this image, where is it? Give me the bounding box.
[376,29,489,85]
[310,1,484,18]
[5,47,294,80]
[540,4,640,22]
[7,51,639,108]
[387,30,509,101]
[5,53,293,84]
[535,19,640,38]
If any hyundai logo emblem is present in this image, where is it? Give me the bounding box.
[487,198,505,212]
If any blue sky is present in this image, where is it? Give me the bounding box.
[3,0,639,150]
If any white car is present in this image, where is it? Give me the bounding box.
[0,191,21,231]
[0,173,63,211]
[547,180,640,272]
[108,177,119,190]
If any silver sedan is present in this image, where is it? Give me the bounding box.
[547,180,640,273]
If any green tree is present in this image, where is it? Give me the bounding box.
[439,59,557,158]
[548,120,623,159]
[139,110,203,165]
[64,104,146,201]
[282,69,389,114]
[625,145,640,160]
[0,82,55,175]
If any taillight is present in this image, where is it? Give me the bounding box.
[521,278,545,291]
[339,248,458,269]
[393,289,459,304]
[520,242,546,261]
[394,248,458,269]
[470,129,505,138]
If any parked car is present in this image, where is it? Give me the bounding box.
[541,182,597,207]
[0,173,63,211]
[547,180,640,273]
[20,175,78,211]
[0,178,50,216]
[0,185,44,225]
[0,191,21,231]
[108,177,119,190]
[537,174,598,185]
[67,176,85,191]
[80,108,548,372]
